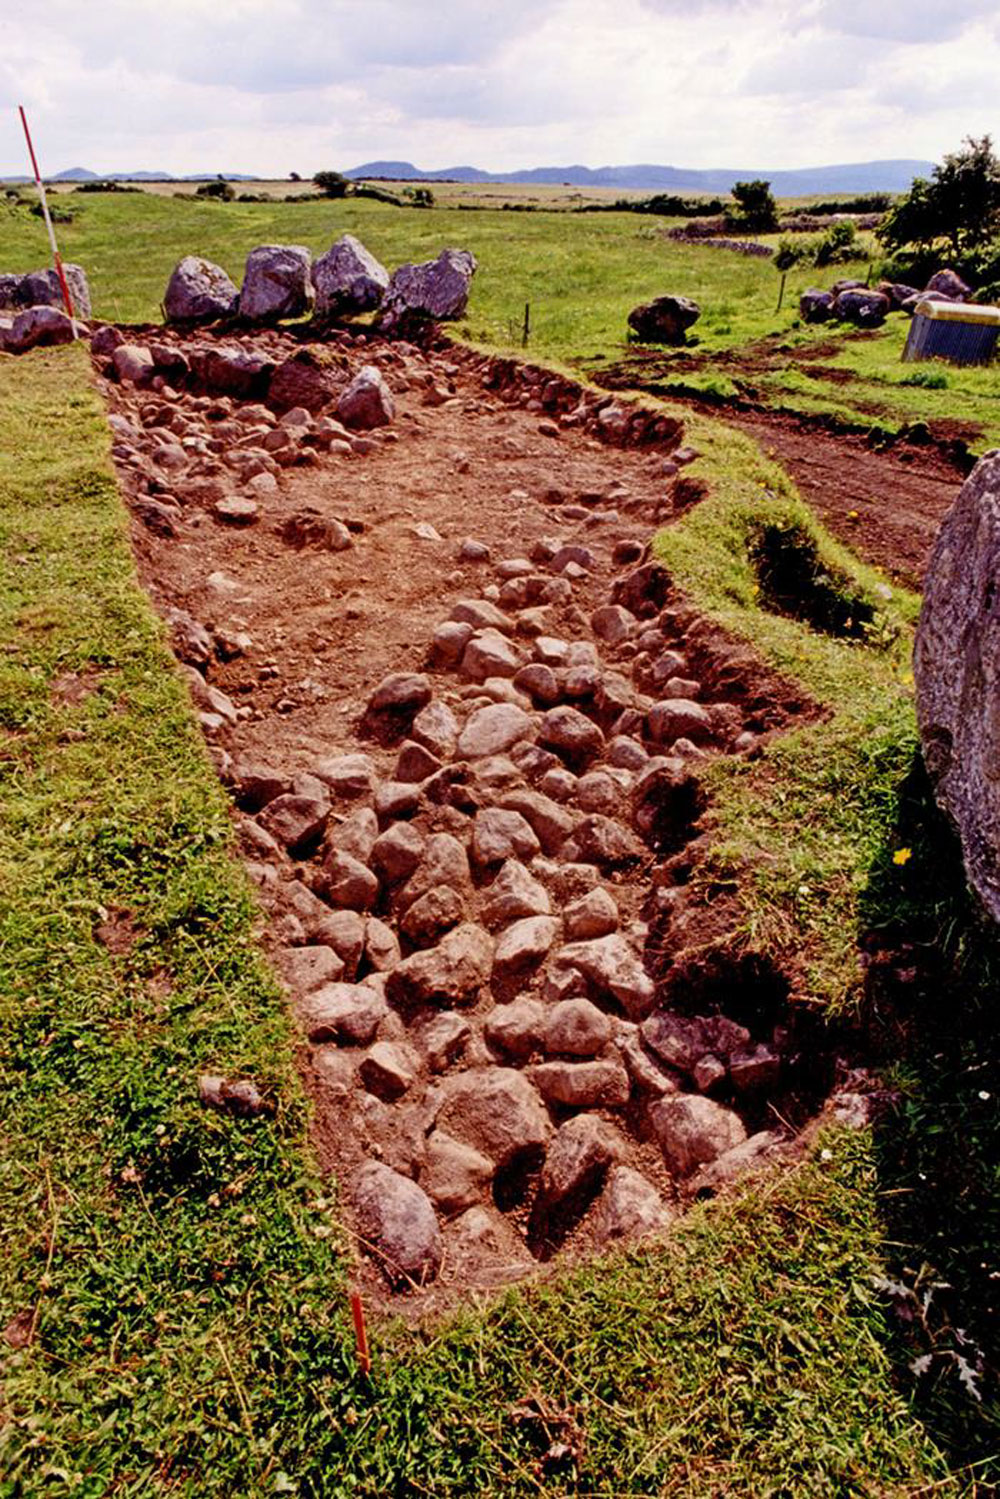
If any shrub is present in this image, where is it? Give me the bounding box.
[195,179,235,201]
[727,179,779,233]
[879,135,1000,260]
[313,170,349,198]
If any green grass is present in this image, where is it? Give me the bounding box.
[653,416,920,1004]
[0,347,964,1494]
[4,190,997,444]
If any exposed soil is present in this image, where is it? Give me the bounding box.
[95,324,858,1309]
[593,336,968,589]
[720,409,962,590]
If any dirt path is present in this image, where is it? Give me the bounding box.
[97,327,836,1308]
[720,409,962,591]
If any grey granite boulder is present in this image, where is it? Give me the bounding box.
[0,264,91,319]
[164,256,238,323]
[313,233,389,319]
[915,452,1000,922]
[240,244,313,322]
[379,248,476,332]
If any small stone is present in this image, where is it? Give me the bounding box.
[457,703,535,759]
[513,663,561,706]
[459,538,491,562]
[564,887,619,941]
[421,1011,471,1072]
[591,604,637,645]
[338,365,396,430]
[461,630,524,682]
[451,597,511,634]
[422,1132,493,1213]
[395,739,442,783]
[365,916,402,972]
[538,705,604,766]
[258,794,328,855]
[499,788,574,855]
[564,814,641,869]
[594,1166,670,1243]
[544,997,612,1056]
[481,860,551,928]
[538,767,578,803]
[368,673,432,715]
[372,822,426,884]
[411,701,459,760]
[575,771,619,815]
[353,1161,442,1286]
[640,1013,707,1078]
[492,916,558,980]
[313,752,376,799]
[431,619,475,666]
[397,833,471,912]
[278,944,345,994]
[388,923,493,1010]
[472,808,541,865]
[325,807,379,864]
[648,698,714,745]
[360,1040,419,1100]
[528,1059,630,1108]
[299,981,386,1043]
[688,1131,784,1197]
[322,850,379,910]
[549,934,655,1019]
[650,1094,747,1177]
[434,1067,551,1169]
[606,736,648,771]
[400,885,464,945]
[538,1115,624,1209]
[212,494,260,527]
[534,636,570,667]
[693,1055,727,1093]
[484,998,546,1060]
[374,781,422,820]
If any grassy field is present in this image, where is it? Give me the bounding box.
[4,345,993,1495]
[3,188,998,447]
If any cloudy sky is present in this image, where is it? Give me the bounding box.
[2,0,997,177]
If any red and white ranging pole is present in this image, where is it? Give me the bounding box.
[18,105,77,324]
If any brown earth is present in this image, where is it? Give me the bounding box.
[595,334,968,590]
[96,325,855,1309]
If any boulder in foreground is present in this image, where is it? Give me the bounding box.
[915,452,1000,923]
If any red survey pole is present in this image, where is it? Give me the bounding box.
[18,105,76,322]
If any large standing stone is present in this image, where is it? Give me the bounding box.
[352,1161,442,1285]
[915,454,1000,922]
[240,244,314,322]
[313,234,390,318]
[379,248,477,332]
[164,256,239,323]
[337,365,395,429]
[627,295,700,345]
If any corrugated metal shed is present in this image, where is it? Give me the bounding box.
[903,299,1000,366]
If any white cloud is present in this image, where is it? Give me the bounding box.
[0,0,997,176]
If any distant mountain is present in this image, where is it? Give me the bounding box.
[50,168,256,183]
[345,158,934,195]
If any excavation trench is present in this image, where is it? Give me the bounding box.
[97,323,851,1306]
